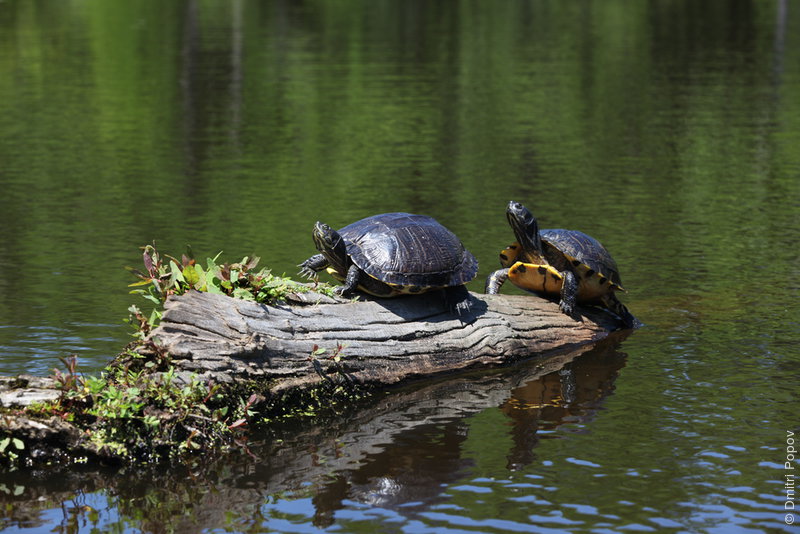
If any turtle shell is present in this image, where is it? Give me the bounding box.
[338,212,478,290]
[540,229,624,292]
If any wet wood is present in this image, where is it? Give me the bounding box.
[142,289,625,389]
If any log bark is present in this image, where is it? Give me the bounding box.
[143,289,626,390]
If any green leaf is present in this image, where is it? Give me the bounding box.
[143,415,160,428]
[206,279,225,294]
[85,377,107,394]
[183,264,200,286]
[12,438,24,450]
[232,288,254,301]
[193,264,208,291]
[142,294,161,305]
[148,309,161,326]
[0,437,9,452]
[169,260,186,287]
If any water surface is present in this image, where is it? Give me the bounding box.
[0,1,798,532]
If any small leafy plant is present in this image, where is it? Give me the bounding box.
[0,245,350,467]
[20,356,262,462]
[125,244,335,337]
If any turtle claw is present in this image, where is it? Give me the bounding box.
[298,254,328,280]
[559,299,579,319]
[333,285,352,297]
[297,265,317,280]
[442,286,472,317]
[453,299,472,317]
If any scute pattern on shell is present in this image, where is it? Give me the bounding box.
[338,213,478,288]
[540,229,623,289]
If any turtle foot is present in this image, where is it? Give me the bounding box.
[453,298,472,317]
[297,265,318,280]
[333,285,354,297]
[442,286,473,318]
[558,300,583,322]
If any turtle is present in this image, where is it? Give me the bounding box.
[298,212,478,314]
[484,201,636,328]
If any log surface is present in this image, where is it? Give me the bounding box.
[145,290,624,389]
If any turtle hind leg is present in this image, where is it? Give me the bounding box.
[298,254,329,279]
[602,293,638,329]
[485,268,510,294]
[442,285,472,317]
[558,270,580,319]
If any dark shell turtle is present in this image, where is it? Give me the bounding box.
[299,212,478,314]
[485,201,636,328]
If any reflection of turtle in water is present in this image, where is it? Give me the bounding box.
[299,212,478,314]
[485,201,636,328]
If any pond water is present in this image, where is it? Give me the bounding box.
[1,1,799,532]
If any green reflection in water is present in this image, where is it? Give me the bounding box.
[0,0,798,532]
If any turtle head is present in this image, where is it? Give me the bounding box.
[312,222,349,274]
[506,201,542,252]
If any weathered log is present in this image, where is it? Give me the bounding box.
[142,289,626,389]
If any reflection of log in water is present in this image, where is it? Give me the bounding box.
[296,335,628,526]
[0,335,628,530]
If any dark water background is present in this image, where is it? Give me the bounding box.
[1,1,799,532]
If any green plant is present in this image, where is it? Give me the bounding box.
[1,247,356,467]
[125,244,336,337]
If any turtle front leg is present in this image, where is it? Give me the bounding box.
[335,264,362,296]
[485,268,510,294]
[558,270,579,317]
[298,254,329,279]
